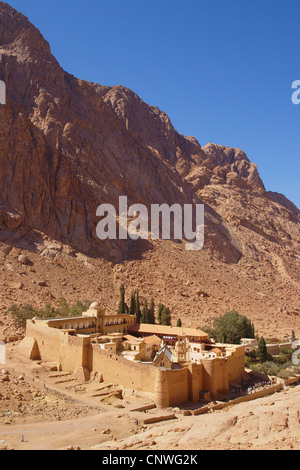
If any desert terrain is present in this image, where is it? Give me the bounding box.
[0,234,299,342]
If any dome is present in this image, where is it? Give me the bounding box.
[90,302,100,309]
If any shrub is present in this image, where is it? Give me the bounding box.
[277,370,292,380]
[8,303,38,329]
[275,351,293,365]
[245,356,259,368]
[9,298,91,329]
[279,347,293,358]
[261,361,279,376]
[245,350,259,368]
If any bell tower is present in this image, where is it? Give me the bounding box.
[175,332,189,364]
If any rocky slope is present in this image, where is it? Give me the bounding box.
[0,2,299,339]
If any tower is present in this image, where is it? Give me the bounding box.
[175,332,189,363]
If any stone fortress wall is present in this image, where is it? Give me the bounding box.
[19,305,246,408]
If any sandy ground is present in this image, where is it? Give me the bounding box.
[0,345,299,451]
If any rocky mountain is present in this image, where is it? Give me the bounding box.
[0,2,299,340]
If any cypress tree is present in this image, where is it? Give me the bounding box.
[141,299,148,324]
[129,291,136,316]
[148,297,155,324]
[158,303,164,325]
[161,306,171,326]
[117,284,126,315]
[258,337,268,364]
[136,290,142,324]
[177,318,182,328]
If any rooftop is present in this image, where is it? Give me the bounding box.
[34,316,91,323]
[128,323,209,339]
[143,335,163,345]
[154,344,173,362]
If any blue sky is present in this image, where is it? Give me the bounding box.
[5,0,300,207]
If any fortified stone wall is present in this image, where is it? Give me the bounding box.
[91,344,157,394]
[21,320,247,406]
[154,368,189,408]
[181,362,204,403]
[226,346,246,384]
[201,357,229,398]
[25,321,89,371]
[25,321,62,363]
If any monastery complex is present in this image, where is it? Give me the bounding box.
[18,303,247,408]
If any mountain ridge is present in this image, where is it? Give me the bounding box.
[0,1,299,340]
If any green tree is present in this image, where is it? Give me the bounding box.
[129,291,136,316]
[258,337,268,364]
[141,300,149,324]
[177,318,182,328]
[117,284,125,315]
[117,284,128,315]
[55,298,91,318]
[158,303,164,325]
[9,299,91,329]
[69,300,91,317]
[148,297,155,324]
[161,306,171,326]
[207,310,255,344]
[135,290,142,324]
[8,303,38,329]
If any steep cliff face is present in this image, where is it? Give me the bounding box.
[0,2,244,264]
[101,87,299,258]
[0,2,299,338]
